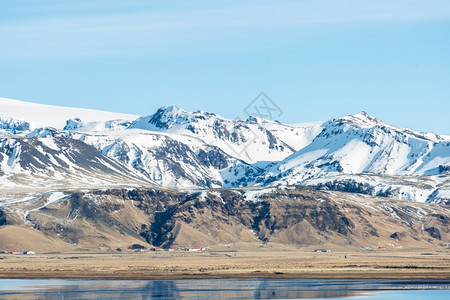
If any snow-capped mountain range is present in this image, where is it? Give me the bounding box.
[1,97,449,203]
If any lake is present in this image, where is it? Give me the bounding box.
[0,278,449,299]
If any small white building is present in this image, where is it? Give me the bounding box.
[24,250,36,255]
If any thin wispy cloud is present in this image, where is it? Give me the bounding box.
[1,0,450,60]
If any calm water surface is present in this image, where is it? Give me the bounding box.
[0,278,449,299]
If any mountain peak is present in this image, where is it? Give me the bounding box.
[141,106,190,129]
[129,105,219,131]
[356,111,371,117]
[337,111,384,128]
[158,105,188,115]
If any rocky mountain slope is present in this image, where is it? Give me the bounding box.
[0,136,151,190]
[0,186,448,251]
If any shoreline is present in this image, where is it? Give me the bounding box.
[1,270,450,280]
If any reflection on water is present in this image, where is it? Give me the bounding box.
[0,278,449,299]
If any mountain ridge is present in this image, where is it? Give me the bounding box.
[1,186,449,251]
[1,97,450,203]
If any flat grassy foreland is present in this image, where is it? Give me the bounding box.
[1,247,449,280]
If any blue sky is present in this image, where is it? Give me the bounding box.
[1,0,450,134]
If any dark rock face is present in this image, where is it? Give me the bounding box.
[389,232,407,240]
[147,108,171,129]
[432,214,449,229]
[0,209,8,226]
[390,232,399,239]
[197,148,229,169]
[439,165,450,174]
[425,227,441,240]
[314,180,374,195]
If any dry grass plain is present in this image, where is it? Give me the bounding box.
[1,245,449,280]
